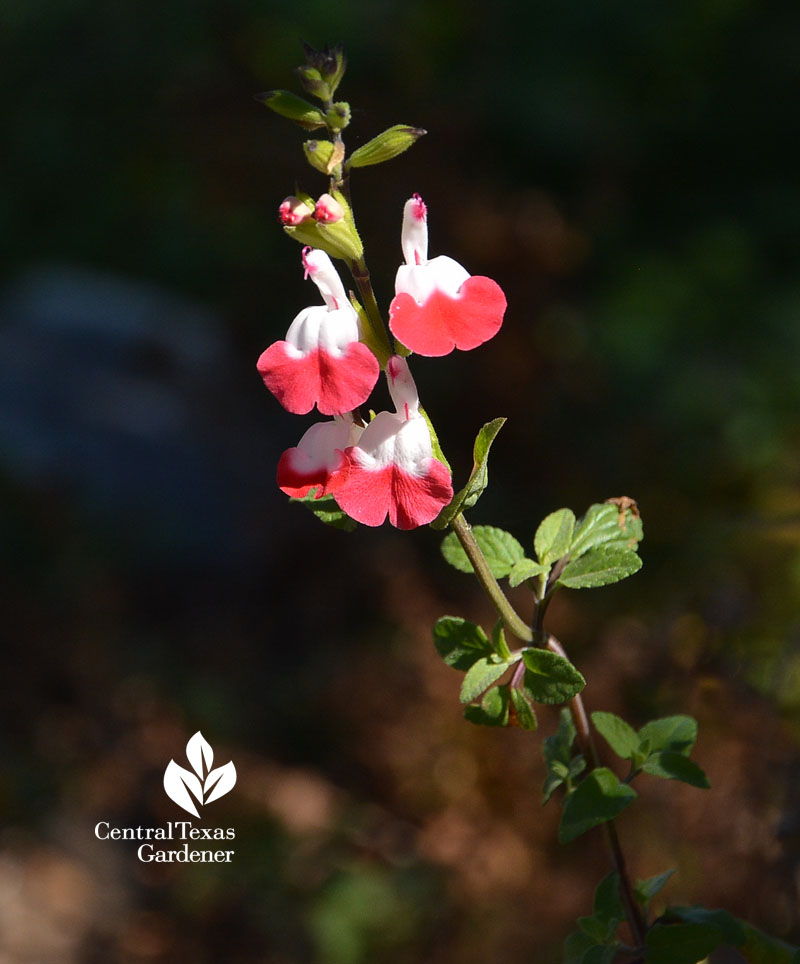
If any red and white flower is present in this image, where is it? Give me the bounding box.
[257,248,380,416]
[388,194,507,357]
[276,415,363,499]
[334,356,453,530]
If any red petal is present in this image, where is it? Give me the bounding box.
[258,342,380,415]
[276,448,346,499]
[336,457,452,530]
[389,276,506,356]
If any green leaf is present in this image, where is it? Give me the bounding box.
[508,558,549,588]
[645,922,725,964]
[558,769,637,844]
[593,872,624,927]
[491,621,512,660]
[347,124,426,168]
[431,418,506,529]
[464,684,510,727]
[591,712,640,760]
[433,617,493,671]
[642,751,710,788]
[669,906,746,945]
[582,947,618,964]
[638,715,697,755]
[522,649,586,705]
[635,869,675,907]
[738,920,800,963]
[255,90,327,130]
[459,657,512,703]
[564,930,596,964]
[535,508,576,565]
[289,489,356,531]
[570,501,644,558]
[440,526,525,578]
[510,686,538,730]
[543,709,579,804]
[558,547,642,589]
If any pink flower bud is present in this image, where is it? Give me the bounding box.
[313,193,344,224]
[279,196,314,226]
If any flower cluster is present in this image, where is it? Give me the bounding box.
[258,195,507,529]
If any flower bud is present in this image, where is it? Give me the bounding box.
[279,196,314,226]
[302,43,347,98]
[294,65,331,103]
[283,189,363,262]
[326,102,351,131]
[303,139,336,174]
[346,125,426,170]
[255,90,326,131]
[314,193,344,224]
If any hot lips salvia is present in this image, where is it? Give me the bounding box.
[258,196,507,529]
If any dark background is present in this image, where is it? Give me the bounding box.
[3,1,800,961]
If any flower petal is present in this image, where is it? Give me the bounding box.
[336,457,452,530]
[258,340,379,415]
[389,274,507,356]
[276,418,357,498]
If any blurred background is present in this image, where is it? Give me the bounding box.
[3,0,800,961]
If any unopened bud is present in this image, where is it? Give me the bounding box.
[255,90,326,131]
[326,102,351,132]
[346,125,426,170]
[303,139,336,174]
[314,193,344,223]
[295,65,331,102]
[279,196,314,226]
[302,43,347,97]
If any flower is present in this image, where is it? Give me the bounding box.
[334,356,453,529]
[388,194,507,356]
[279,196,314,226]
[276,415,363,499]
[313,193,344,223]
[257,248,380,415]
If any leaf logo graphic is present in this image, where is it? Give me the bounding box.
[163,732,237,818]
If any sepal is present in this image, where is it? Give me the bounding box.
[255,90,327,130]
[347,125,427,169]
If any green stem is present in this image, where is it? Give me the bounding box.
[348,255,393,365]
[451,513,533,643]
[546,634,647,953]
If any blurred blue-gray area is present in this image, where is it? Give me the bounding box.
[2,2,800,962]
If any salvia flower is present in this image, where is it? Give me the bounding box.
[334,356,453,530]
[279,196,314,226]
[276,414,363,499]
[257,248,380,416]
[389,194,507,356]
[313,193,344,223]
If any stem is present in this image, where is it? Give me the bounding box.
[546,634,647,952]
[451,513,533,643]
[348,255,393,365]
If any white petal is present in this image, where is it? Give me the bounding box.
[303,248,349,310]
[351,410,432,476]
[395,255,470,304]
[401,195,428,266]
[385,356,419,418]
[284,304,361,358]
[294,418,358,472]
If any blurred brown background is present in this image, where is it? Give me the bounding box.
[3,0,800,961]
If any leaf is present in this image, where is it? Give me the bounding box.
[645,922,725,964]
[635,868,675,907]
[204,761,237,805]
[570,502,643,558]
[290,490,356,531]
[593,871,624,927]
[564,930,596,964]
[637,715,697,755]
[510,686,538,730]
[558,768,637,844]
[591,712,640,760]
[642,751,710,788]
[491,621,512,660]
[534,509,576,565]
[669,906,746,945]
[464,684,510,727]
[186,731,213,778]
[522,649,586,704]
[508,558,549,588]
[542,708,580,804]
[558,547,642,589]
[431,418,505,529]
[163,760,202,818]
[459,657,512,703]
[433,616,493,671]
[441,526,525,578]
[738,920,800,963]
[581,947,618,964]
[346,124,426,168]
